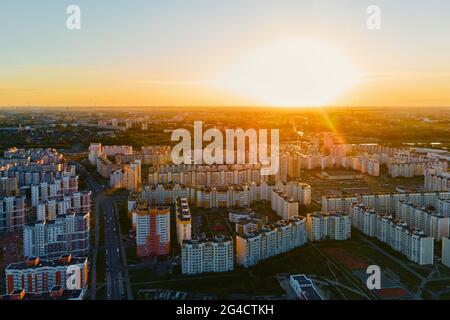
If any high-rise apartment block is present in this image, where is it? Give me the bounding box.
[181,236,234,275]
[134,205,170,257]
[176,197,192,246]
[0,196,25,233]
[5,255,88,295]
[23,211,90,258]
[350,203,434,265]
[271,190,299,220]
[236,217,307,267]
[306,212,351,241]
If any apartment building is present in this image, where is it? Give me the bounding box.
[0,196,25,233]
[322,191,450,215]
[134,205,170,257]
[109,160,142,192]
[425,170,449,192]
[271,190,299,220]
[30,179,81,206]
[5,255,88,295]
[322,195,358,214]
[195,186,250,208]
[397,202,449,240]
[151,164,266,187]
[23,211,90,258]
[351,204,434,265]
[236,217,307,267]
[306,212,351,241]
[0,176,18,197]
[181,236,234,275]
[437,199,450,216]
[280,182,311,205]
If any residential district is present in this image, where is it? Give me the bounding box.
[0,107,449,300]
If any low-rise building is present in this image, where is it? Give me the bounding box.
[23,211,89,259]
[289,274,323,300]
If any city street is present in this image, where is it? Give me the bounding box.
[75,160,129,300]
[103,197,125,300]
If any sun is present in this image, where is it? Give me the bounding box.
[215,38,361,107]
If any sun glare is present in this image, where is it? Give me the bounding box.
[215,38,361,107]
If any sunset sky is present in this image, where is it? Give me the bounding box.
[1,0,450,107]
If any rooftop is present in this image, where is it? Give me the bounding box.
[6,255,87,270]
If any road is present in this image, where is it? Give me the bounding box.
[75,160,129,300]
[103,196,126,300]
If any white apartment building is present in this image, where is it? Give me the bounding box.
[36,200,57,221]
[271,190,299,220]
[350,204,378,238]
[236,217,307,267]
[150,164,268,187]
[102,145,133,157]
[425,170,449,192]
[196,186,251,208]
[281,182,311,205]
[141,184,189,206]
[322,191,450,215]
[5,255,88,295]
[306,212,351,241]
[30,178,80,206]
[134,205,170,257]
[282,151,380,177]
[181,236,234,275]
[23,211,90,259]
[397,202,449,240]
[109,160,142,192]
[322,195,358,214]
[351,204,434,265]
[88,143,102,165]
[140,181,278,208]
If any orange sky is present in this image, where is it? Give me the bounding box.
[2,1,450,107]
